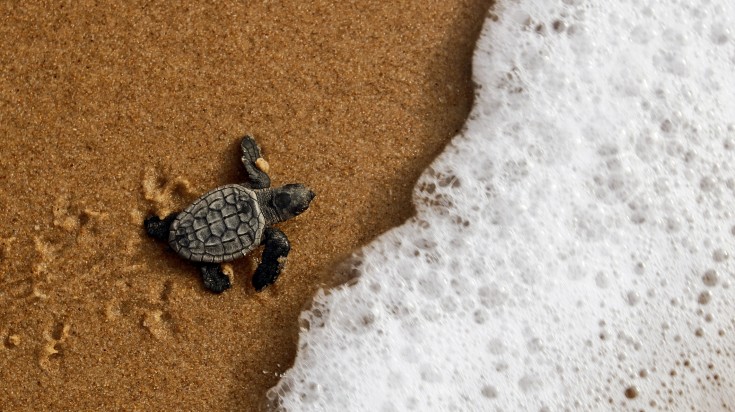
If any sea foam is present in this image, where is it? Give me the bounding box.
[270,0,735,410]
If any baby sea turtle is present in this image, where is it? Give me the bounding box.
[144,136,315,293]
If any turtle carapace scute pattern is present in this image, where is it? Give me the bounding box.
[170,185,264,263]
[144,135,315,294]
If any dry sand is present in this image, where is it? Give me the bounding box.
[0,1,491,410]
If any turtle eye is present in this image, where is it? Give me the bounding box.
[274,193,291,209]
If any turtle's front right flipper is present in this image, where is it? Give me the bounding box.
[240,135,271,189]
[252,227,290,291]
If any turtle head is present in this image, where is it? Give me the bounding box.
[270,184,315,222]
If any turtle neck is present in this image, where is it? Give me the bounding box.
[254,188,283,225]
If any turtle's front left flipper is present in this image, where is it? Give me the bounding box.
[240,135,271,189]
[252,227,291,291]
[199,264,232,294]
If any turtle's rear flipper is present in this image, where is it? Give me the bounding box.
[144,213,178,241]
[253,227,290,291]
[240,135,271,189]
[200,264,232,294]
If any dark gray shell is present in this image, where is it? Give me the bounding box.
[169,184,265,263]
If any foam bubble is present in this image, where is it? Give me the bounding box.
[270,0,735,410]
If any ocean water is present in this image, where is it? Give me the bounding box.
[270,0,735,410]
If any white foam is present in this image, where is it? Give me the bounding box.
[270,0,735,410]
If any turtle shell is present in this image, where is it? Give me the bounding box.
[169,184,265,263]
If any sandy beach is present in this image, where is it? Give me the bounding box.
[0,1,491,410]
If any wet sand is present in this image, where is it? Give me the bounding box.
[0,1,491,410]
